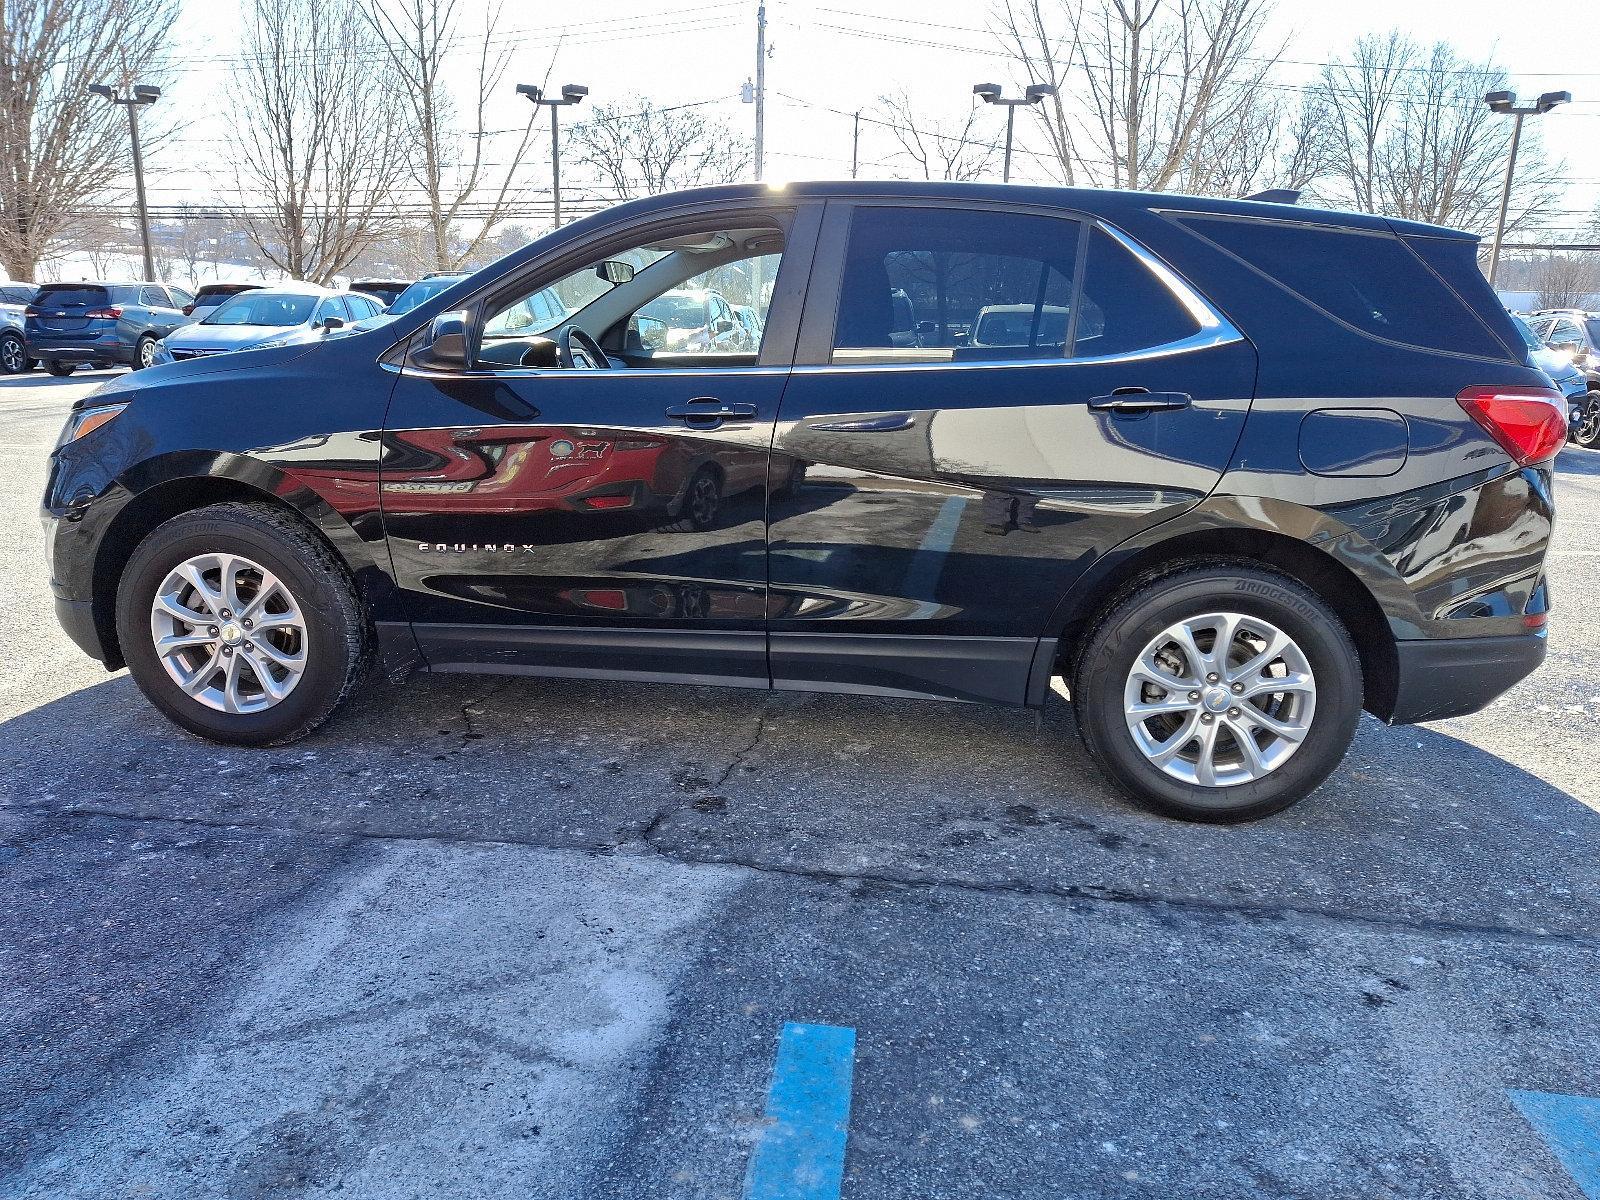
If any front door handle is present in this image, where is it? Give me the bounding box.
[665,397,758,428]
[1088,388,1192,413]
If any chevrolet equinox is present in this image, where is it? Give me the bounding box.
[43,183,1561,821]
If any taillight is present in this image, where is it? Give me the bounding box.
[181,304,194,316]
[23,305,38,317]
[1456,386,1567,466]
[84,306,123,319]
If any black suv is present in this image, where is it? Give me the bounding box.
[43,183,1561,821]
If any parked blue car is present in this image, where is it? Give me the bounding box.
[25,281,194,376]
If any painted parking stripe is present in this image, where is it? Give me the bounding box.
[903,496,966,599]
[1510,1089,1600,1198]
[744,1022,857,1200]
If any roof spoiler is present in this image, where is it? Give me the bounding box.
[1244,189,1301,204]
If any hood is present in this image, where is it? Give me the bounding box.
[164,323,315,352]
[1529,344,1587,397]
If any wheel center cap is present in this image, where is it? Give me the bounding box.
[1202,686,1231,712]
[219,622,244,646]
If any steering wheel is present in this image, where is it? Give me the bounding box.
[558,325,612,370]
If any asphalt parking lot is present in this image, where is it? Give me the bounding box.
[3,371,1599,1200]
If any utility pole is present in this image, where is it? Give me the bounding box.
[851,110,861,179]
[517,82,589,227]
[1485,88,1570,288]
[754,2,767,181]
[972,82,1056,184]
[88,83,161,280]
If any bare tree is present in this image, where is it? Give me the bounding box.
[1531,255,1600,311]
[157,208,234,287]
[567,98,751,200]
[226,0,408,283]
[362,0,540,272]
[874,91,1000,182]
[992,0,1283,192]
[1303,32,1561,234]
[0,0,178,280]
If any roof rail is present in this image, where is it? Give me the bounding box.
[1243,188,1301,204]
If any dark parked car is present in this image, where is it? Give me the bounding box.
[43,182,1561,821]
[26,281,192,374]
[384,274,467,316]
[1526,308,1600,447]
[185,282,262,322]
[0,283,38,374]
[351,279,411,308]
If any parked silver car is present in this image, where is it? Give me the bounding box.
[155,285,385,362]
[0,282,37,374]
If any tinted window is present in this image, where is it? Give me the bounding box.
[389,276,463,315]
[1,286,33,304]
[833,206,1079,362]
[205,293,316,326]
[140,286,168,307]
[1587,320,1600,346]
[36,285,109,307]
[1075,228,1200,357]
[170,286,194,307]
[1550,319,1584,349]
[317,297,351,322]
[1184,215,1503,357]
[1401,234,1519,359]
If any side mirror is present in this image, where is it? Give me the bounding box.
[321,316,345,331]
[425,309,469,367]
[595,260,635,285]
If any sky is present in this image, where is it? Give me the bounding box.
[137,0,1600,241]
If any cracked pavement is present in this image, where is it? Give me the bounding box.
[3,374,1599,1199]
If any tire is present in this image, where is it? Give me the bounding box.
[661,466,723,532]
[114,502,370,746]
[1071,562,1362,823]
[1573,394,1600,449]
[132,335,157,370]
[0,332,28,375]
[43,359,76,377]
[771,458,807,502]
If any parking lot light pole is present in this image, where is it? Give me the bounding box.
[88,83,161,281]
[1485,88,1570,288]
[973,82,1056,183]
[517,83,589,227]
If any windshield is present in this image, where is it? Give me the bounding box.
[639,293,708,330]
[204,293,316,327]
[1509,315,1544,353]
[389,277,463,315]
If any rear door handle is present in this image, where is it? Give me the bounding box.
[665,396,758,428]
[1088,388,1192,413]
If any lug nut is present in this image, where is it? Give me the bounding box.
[1228,707,1240,718]
[222,646,233,656]
[1206,673,1219,684]
[220,609,232,619]
[243,619,253,630]
[1188,691,1201,702]
[207,625,218,636]
[1231,681,1244,693]
[1201,713,1215,724]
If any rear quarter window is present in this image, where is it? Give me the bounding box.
[1178,214,1507,358]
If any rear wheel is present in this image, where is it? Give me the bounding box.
[661,466,723,532]
[1072,563,1362,822]
[0,332,28,375]
[115,502,369,745]
[43,359,76,377]
[133,335,157,370]
[1573,393,1600,449]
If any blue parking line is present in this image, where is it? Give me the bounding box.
[1510,1089,1600,1198]
[744,1022,857,1200]
[903,496,966,600]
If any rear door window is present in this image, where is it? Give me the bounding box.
[140,286,168,307]
[831,205,1080,363]
[1180,214,1505,357]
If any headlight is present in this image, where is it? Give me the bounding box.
[56,403,128,446]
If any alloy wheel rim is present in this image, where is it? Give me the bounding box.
[1123,611,1317,788]
[148,552,308,714]
[139,340,155,367]
[2,338,22,371]
[690,476,718,524]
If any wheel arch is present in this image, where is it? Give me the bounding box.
[91,454,389,671]
[1047,516,1402,721]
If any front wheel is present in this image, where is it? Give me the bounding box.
[43,359,76,377]
[1573,394,1600,449]
[1072,563,1362,822]
[114,502,370,745]
[133,335,157,370]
